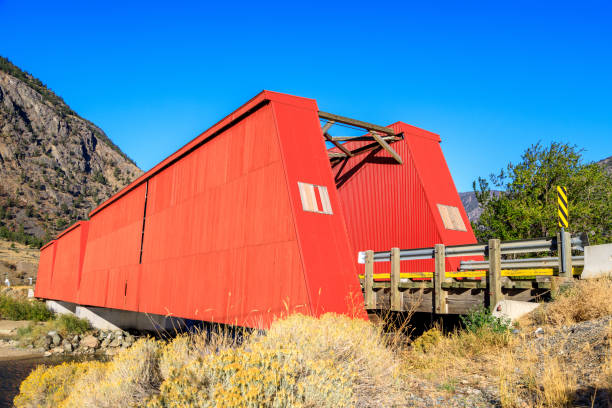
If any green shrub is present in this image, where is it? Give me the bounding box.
[412,327,443,353]
[56,314,90,335]
[460,306,511,334]
[0,295,53,321]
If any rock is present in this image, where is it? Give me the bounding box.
[63,341,73,352]
[534,327,544,336]
[43,351,52,357]
[98,331,107,340]
[51,346,64,354]
[72,335,80,343]
[51,333,62,346]
[43,336,53,350]
[101,337,111,348]
[47,330,57,337]
[124,334,134,346]
[512,329,520,334]
[109,338,121,348]
[81,335,100,349]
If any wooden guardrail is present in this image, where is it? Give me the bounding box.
[359,232,585,314]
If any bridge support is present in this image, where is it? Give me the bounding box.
[487,239,503,311]
[46,300,186,331]
[364,250,376,309]
[390,248,403,311]
[434,244,448,314]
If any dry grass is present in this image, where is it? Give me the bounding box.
[13,278,612,407]
[62,338,161,408]
[496,338,577,407]
[14,361,105,408]
[524,277,612,328]
[15,313,401,408]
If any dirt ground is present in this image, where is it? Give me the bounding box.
[0,239,39,286]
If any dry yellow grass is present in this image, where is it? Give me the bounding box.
[524,277,612,328]
[15,313,401,408]
[13,278,612,407]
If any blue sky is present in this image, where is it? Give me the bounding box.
[1,0,611,191]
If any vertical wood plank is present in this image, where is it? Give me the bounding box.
[390,247,402,311]
[556,231,564,276]
[487,239,502,311]
[562,231,573,278]
[364,250,375,309]
[434,244,447,314]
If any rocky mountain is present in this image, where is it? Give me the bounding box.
[599,155,612,174]
[0,56,142,245]
[459,191,483,223]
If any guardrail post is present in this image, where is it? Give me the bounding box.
[487,239,502,311]
[434,244,447,314]
[364,250,376,309]
[390,247,402,311]
[561,231,573,278]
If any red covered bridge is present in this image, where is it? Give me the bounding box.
[35,91,478,329]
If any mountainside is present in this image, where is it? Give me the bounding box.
[0,57,142,245]
[459,190,503,223]
[599,155,612,174]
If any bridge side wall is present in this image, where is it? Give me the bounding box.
[49,221,89,303]
[271,98,365,318]
[34,240,56,299]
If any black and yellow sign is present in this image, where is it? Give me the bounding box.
[557,186,568,228]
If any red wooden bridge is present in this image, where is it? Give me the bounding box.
[35,91,483,329]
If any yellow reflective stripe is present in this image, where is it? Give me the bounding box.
[358,267,582,280]
[558,210,568,227]
[557,199,568,215]
[557,186,567,202]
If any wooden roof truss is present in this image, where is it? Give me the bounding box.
[318,111,403,164]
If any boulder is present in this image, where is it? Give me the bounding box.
[43,336,53,350]
[81,335,100,349]
[51,333,62,346]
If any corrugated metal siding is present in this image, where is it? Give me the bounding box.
[79,183,147,308]
[332,122,480,276]
[272,100,365,317]
[49,222,89,303]
[34,241,56,299]
[138,103,310,328]
[332,134,441,275]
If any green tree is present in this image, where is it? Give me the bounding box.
[473,142,612,244]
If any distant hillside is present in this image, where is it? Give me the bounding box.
[0,56,142,246]
[599,155,612,174]
[459,191,502,223]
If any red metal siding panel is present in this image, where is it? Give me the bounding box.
[332,122,480,277]
[139,104,310,328]
[79,184,146,308]
[34,241,56,299]
[271,99,365,318]
[399,123,477,247]
[332,133,441,275]
[49,222,89,303]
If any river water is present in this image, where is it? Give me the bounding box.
[0,355,100,408]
